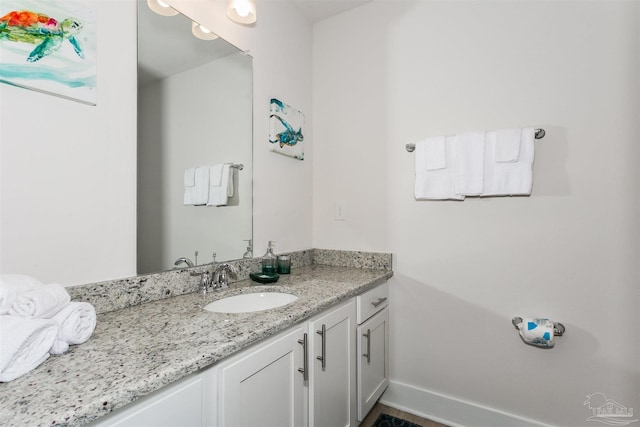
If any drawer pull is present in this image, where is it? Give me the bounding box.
[316,324,326,370]
[362,328,371,364]
[371,297,387,307]
[297,333,308,381]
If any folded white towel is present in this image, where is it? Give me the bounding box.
[184,168,196,186]
[184,166,210,205]
[50,340,69,355]
[209,163,224,187]
[51,302,96,346]
[415,136,464,200]
[483,128,534,196]
[207,164,234,206]
[183,168,196,205]
[495,128,522,162]
[9,283,70,319]
[454,131,485,195]
[424,136,446,171]
[0,274,44,315]
[193,166,210,205]
[0,315,58,382]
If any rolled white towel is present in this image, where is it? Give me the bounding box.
[0,315,58,382]
[50,340,70,356]
[9,283,70,319]
[0,274,44,315]
[51,302,96,347]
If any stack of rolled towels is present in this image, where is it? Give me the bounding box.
[0,274,96,382]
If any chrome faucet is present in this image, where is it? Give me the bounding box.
[212,263,238,290]
[174,257,195,268]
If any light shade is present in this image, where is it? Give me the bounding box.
[191,21,219,40]
[226,0,257,24]
[147,0,178,16]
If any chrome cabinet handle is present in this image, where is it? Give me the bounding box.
[297,333,308,381]
[362,328,371,364]
[371,297,387,307]
[316,324,326,370]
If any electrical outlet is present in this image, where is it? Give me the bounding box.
[334,202,346,221]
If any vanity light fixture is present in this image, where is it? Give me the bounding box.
[147,0,178,16]
[191,21,219,40]
[226,0,257,24]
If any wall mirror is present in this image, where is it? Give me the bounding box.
[137,0,253,275]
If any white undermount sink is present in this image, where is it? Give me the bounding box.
[203,292,298,313]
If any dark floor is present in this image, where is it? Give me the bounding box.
[360,403,449,427]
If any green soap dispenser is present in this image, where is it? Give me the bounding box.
[262,241,277,274]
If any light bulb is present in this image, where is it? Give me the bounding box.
[147,0,178,16]
[226,0,256,24]
[235,3,250,17]
[191,21,218,40]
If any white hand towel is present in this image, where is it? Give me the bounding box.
[184,168,195,186]
[414,136,464,200]
[52,302,96,346]
[209,164,224,186]
[183,168,196,205]
[192,166,210,205]
[454,131,485,195]
[495,128,522,162]
[0,274,44,314]
[0,315,58,382]
[207,164,233,206]
[424,136,446,171]
[226,166,235,198]
[483,128,534,196]
[9,283,70,319]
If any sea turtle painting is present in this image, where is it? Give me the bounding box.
[0,10,85,62]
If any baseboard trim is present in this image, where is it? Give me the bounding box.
[379,380,553,427]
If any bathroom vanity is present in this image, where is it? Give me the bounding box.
[0,251,392,427]
[90,282,389,427]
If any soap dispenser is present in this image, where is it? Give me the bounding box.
[243,239,253,259]
[262,241,277,274]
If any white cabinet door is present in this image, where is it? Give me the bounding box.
[219,325,306,427]
[357,307,389,421]
[89,374,206,427]
[308,300,357,427]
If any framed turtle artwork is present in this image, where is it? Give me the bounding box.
[269,98,305,160]
[0,1,96,105]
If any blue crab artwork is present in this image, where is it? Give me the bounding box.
[270,113,303,148]
[269,98,305,160]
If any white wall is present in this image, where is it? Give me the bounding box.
[0,1,137,285]
[313,1,640,426]
[137,52,252,273]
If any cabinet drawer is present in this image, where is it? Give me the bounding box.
[356,282,388,324]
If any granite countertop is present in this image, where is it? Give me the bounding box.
[0,264,392,427]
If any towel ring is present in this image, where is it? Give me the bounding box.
[405,128,546,152]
